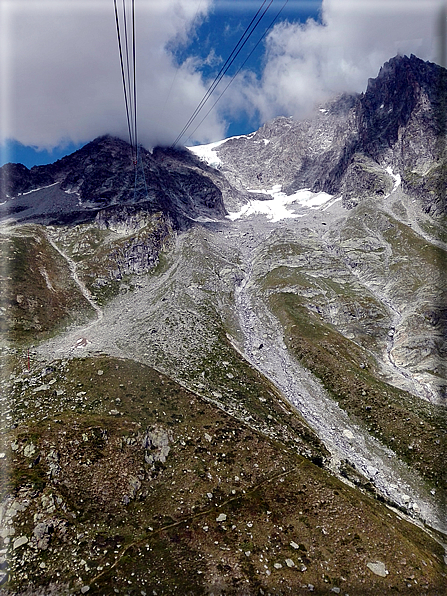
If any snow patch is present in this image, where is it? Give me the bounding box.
[227,185,333,223]
[385,166,401,196]
[187,140,226,167]
[188,215,220,223]
[19,182,58,196]
[188,133,251,168]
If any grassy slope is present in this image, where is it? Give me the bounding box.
[0,226,94,344]
[269,293,445,490]
[1,356,445,595]
[254,203,446,489]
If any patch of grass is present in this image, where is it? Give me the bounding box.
[270,292,446,488]
[3,355,445,595]
[0,226,94,344]
[419,215,447,243]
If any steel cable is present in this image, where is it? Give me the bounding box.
[172,0,274,147]
[185,0,289,145]
[114,0,148,202]
[113,0,134,152]
[131,0,138,154]
[121,0,135,160]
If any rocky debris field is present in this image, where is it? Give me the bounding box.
[0,355,445,595]
[0,182,445,593]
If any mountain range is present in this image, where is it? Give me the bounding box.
[0,54,446,595]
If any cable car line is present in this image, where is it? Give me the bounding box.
[172,0,275,147]
[113,0,134,154]
[185,0,289,146]
[121,0,135,157]
[113,0,139,161]
[172,0,271,147]
[131,0,138,153]
[113,0,148,201]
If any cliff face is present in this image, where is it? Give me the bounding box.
[0,137,227,228]
[359,55,446,215]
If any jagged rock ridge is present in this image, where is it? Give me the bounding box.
[213,54,446,215]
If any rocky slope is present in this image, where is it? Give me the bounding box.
[0,54,446,595]
[0,137,229,228]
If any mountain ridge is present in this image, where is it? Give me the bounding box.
[209,54,446,215]
[0,136,229,228]
[0,53,446,595]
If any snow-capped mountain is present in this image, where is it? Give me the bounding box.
[0,55,446,595]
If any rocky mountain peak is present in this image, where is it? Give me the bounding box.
[0,135,227,227]
[359,54,445,162]
[207,54,446,214]
[367,53,442,97]
[1,54,445,225]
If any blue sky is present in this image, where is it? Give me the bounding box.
[170,0,323,142]
[1,0,322,168]
[0,139,82,170]
[172,1,322,89]
[0,0,443,168]
[173,1,323,139]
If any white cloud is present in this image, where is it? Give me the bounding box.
[0,0,445,152]
[228,0,446,123]
[0,0,222,150]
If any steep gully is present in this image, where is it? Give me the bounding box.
[226,218,445,536]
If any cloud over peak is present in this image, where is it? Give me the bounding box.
[227,0,445,123]
[1,0,444,152]
[1,0,222,150]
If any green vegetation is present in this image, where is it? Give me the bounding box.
[0,226,94,344]
[270,292,446,488]
[1,185,446,594]
[2,356,445,595]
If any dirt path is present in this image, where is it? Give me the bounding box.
[46,231,103,324]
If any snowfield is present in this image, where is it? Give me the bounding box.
[227,185,334,222]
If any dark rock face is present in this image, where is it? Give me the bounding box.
[356,55,446,215]
[0,136,227,228]
[341,153,393,207]
[359,54,445,161]
[95,209,174,279]
[0,162,54,198]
